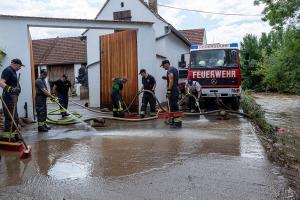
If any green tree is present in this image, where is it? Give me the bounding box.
[240,34,264,90]
[256,28,300,94]
[241,0,300,94]
[254,0,300,28]
[0,50,6,68]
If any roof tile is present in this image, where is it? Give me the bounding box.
[32,36,87,65]
[179,29,205,45]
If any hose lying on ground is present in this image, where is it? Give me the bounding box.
[47,109,82,125]
[70,90,249,121]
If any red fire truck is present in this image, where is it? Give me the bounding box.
[187,43,241,110]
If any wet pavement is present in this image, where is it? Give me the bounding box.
[0,99,294,199]
[253,92,300,197]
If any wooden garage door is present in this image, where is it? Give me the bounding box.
[48,64,75,84]
[100,30,138,108]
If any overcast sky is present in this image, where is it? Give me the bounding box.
[0,0,271,43]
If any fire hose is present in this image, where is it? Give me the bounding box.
[47,109,82,125]
[69,90,250,122]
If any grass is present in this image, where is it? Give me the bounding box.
[241,91,277,141]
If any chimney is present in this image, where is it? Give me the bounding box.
[148,0,158,13]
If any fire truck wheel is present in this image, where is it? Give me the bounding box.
[231,97,240,111]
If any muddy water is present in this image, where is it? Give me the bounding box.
[253,93,300,195]
[0,108,293,199]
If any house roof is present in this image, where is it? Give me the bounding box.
[179,29,206,45]
[32,36,87,66]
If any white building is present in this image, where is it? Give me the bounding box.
[83,0,207,108]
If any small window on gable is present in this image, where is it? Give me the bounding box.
[121,2,124,7]
[113,10,132,21]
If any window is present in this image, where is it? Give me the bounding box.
[113,10,132,21]
[190,49,239,69]
[121,2,124,7]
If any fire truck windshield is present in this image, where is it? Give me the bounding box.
[190,49,238,69]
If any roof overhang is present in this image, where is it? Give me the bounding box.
[0,14,154,29]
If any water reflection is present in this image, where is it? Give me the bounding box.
[0,116,260,186]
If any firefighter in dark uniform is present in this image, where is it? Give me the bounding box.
[161,60,182,128]
[52,74,72,117]
[111,77,128,118]
[139,69,156,118]
[35,70,56,132]
[0,59,23,136]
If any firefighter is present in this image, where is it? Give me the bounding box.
[186,80,202,112]
[139,69,156,118]
[161,60,182,128]
[52,74,72,117]
[0,59,23,137]
[111,77,128,118]
[35,70,56,132]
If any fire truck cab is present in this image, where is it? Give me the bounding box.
[187,43,242,110]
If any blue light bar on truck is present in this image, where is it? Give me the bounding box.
[230,43,239,48]
[191,44,199,49]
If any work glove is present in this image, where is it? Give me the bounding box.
[166,89,172,98]
[4,86,21,95]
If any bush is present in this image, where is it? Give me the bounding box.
[0,50,6,68]
[240,28,300,94]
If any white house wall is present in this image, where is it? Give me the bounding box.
[0,20,34,119]
[93,0,167,36]
[88,63,101,107]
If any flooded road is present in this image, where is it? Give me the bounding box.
[253,92,300,196]
[0,101,293,199]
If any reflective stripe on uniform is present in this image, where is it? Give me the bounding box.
[150,112,156,116]
[38,121,45,126]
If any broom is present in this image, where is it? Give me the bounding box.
[0,96,31,159]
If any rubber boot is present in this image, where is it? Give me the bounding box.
[170,118,182,128]
[140,111,145,119]
[150,112,157,117]
[175,121,182,128]
[118,112,125,118]
[13,134,20,142]
[44,124,51,130]
[38,125,48,132]
[113,111,118,117]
